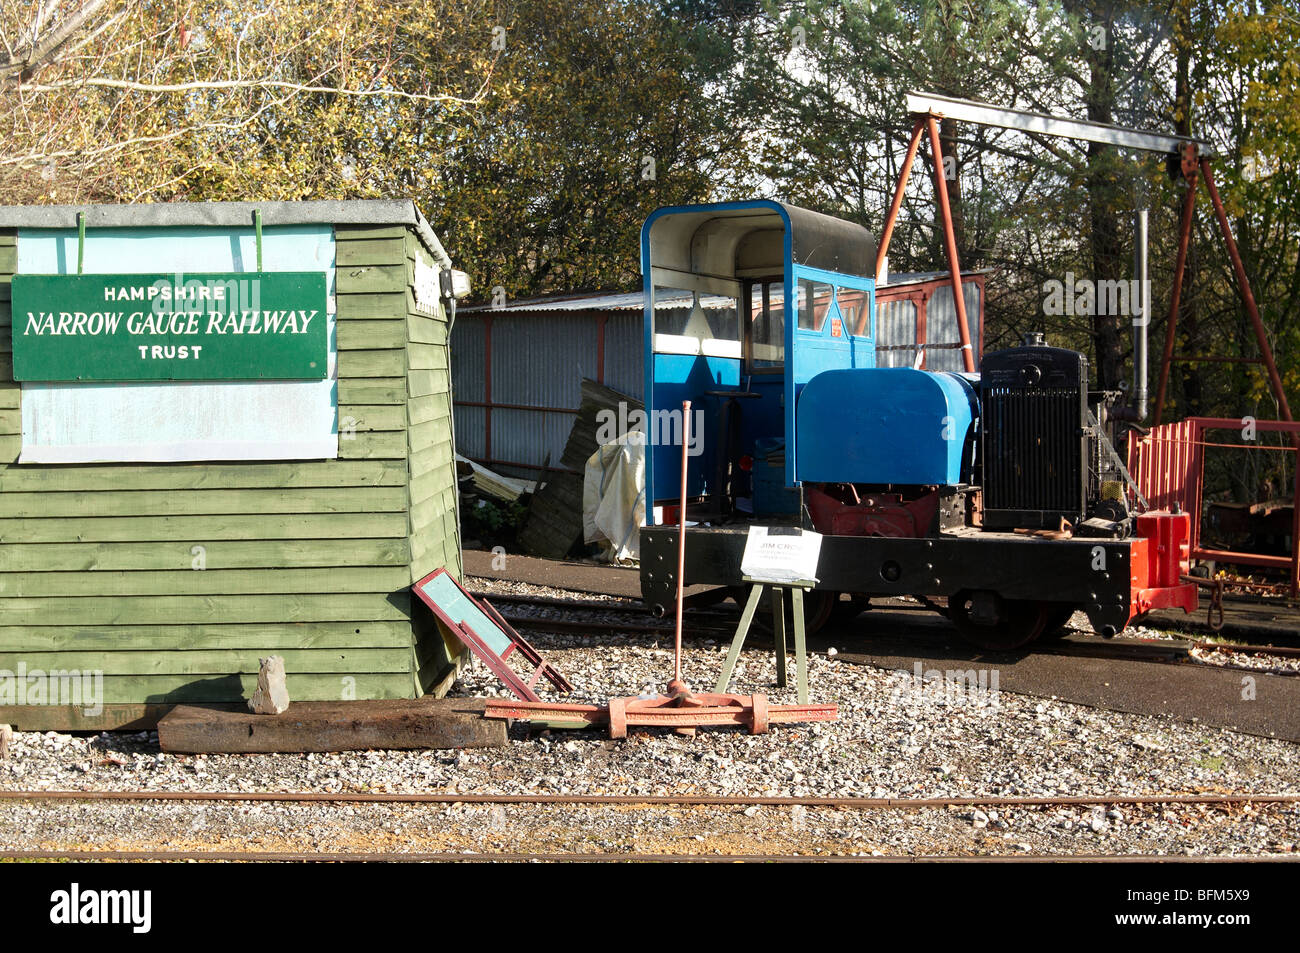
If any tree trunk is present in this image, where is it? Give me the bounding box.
[1069,0,1125,391]
[1173,0,1202,417]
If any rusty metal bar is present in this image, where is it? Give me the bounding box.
[924,115,976,372]
[1200,157,1293,423]
[673,400,691,689]
[483,313,494,461]
[2,789,1298,808]
[456,400,579,414]
[1169,355,1265,365]
[876,116,926,281]
[1154,180,1198,426]
[1293,434,1300,597]
[1191,547,1293,569]
[1179,417,1300,433]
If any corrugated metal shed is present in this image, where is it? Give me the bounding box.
[453,296,649,480]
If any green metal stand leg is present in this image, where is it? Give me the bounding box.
[715,584,765,694]
[770,586,788,688]
[791,586,809,704]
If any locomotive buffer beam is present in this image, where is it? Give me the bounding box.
[641,527,1140,638]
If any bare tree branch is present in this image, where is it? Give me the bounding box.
[0,0,112,80]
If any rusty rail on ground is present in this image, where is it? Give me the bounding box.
[2,790,1298,809]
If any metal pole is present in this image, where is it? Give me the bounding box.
[1199,157,1293,423]
[672,400,691,690]
[925,115,976,372]
[253,209,263,272]
[1154,182,1197,426]
[876,117,926,282]
[1133,208,1149,419]
[76,211,85,274]
[1292,443,1300,598]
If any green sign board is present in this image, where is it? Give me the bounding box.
[11,271,329,381]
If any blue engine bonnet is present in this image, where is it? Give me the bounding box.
[795,367,978,485]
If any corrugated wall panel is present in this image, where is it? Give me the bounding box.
[603,313,645,400]
[449,314,486,402]
[876,299,918,368]
[924,282,982,372]
[491,313,599,408]
[491,407,575,472]
[453,403,487,459]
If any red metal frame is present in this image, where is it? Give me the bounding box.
[881,122,1289,422]
[877,113,977,372]
[1127,416,1300,596]
[1154,145,1293,427]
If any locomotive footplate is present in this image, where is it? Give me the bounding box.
[640,525,1192,641]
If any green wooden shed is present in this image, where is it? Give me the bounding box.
[0,199,467,730]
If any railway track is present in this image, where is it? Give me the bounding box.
[475,591,1300,676]
[4,789,1296,862]
[3,789,1298,809]
[0,848,1293,863]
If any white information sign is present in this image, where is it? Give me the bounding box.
[740,526,823,586]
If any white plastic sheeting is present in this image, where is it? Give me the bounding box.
[582,435,646,565]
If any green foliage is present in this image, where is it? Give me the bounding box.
[429,0,756,297]
[461,496,527,548]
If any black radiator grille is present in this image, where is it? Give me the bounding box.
[983,385,1083,514]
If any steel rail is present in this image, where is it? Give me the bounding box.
[2,790,1298,809]
[0,849,1294,863]
[468,590,740,620]
[1191,641,1300,660]
[500,613,737,638]
[1030,637,1300,675]
[466,591,648,612]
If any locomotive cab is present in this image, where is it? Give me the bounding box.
[641,200,877,523]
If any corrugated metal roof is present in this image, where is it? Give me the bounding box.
[462,289,733,314]
[462,270,991,314]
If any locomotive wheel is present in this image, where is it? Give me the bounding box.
[948,589,1050,651]
[1037,604,1080,641]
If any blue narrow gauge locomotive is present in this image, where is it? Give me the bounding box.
[637,200,1197,649]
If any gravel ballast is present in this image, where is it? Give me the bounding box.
[1,576,1298,858]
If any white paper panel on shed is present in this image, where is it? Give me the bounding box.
[15,225,338,463]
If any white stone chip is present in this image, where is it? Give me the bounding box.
[248,656,291,715]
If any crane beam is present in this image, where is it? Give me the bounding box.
[906,91,1212,156]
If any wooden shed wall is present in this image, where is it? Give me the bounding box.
[0,222,462,730]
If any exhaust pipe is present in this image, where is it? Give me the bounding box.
[1133,208,1149,420]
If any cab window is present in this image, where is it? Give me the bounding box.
[797,279,834,332]
[837,287,871,337]
[745,278,785,371]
